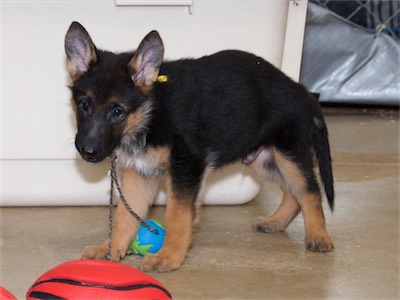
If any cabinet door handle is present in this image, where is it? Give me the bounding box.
[114,0,194,14]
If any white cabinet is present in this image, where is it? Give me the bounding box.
[1,0,307,205]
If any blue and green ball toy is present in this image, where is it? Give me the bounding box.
[130,220,166,256]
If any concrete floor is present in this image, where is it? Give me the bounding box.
[1,108,399,299]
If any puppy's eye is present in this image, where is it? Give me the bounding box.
[79,101,89,112]
[108,103,126,123]
[77,97,92,118]
[112,107,124,118]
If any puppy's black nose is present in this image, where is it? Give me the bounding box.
[79,145,100,162]
[75,137,107,163]
[82,146,97,157]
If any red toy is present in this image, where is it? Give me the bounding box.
[0,286,17,300]
[26,260,172,299]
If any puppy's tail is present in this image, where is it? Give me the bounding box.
[314,117,335,211]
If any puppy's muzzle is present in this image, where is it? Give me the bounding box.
[76,138,109,163]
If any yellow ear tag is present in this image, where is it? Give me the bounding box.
[157,75,168,83]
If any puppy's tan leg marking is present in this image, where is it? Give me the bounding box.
[250,147,333,252]
[275,150,333,252]
[253,188,300,233]
[140,177,194,272]
[298,192,334,252]
[250,147,300,232]
[81,169,159,260]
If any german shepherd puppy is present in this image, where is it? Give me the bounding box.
[65,22,334,272]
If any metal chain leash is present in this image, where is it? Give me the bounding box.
[106,151,158,260]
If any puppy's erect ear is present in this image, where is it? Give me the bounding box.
[129,31,164,91]
[65,22,97,80]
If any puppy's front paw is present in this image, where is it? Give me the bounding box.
[139,252,184,273]
[81,243,109,260]
[81,240,130,261]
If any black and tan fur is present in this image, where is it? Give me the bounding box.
[65,22,334,272]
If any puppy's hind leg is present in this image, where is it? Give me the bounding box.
[273,150,333,252]
[249,147,300,233]
[251,147,333,252]
[253,188,300,233]
[298,191,333,252]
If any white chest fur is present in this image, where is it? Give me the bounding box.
[116,146,170,177]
